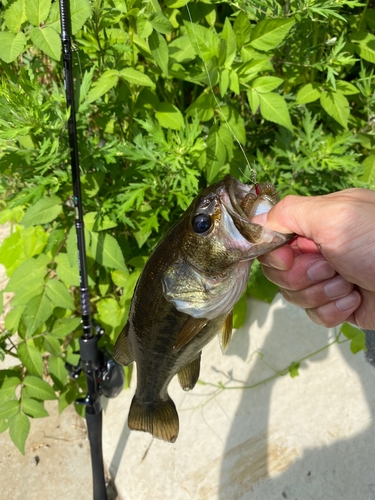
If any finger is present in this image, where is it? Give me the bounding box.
[305,291,362,328]
[280,275,353,309]
[258,244,295,271]
[352,289,375,330]
[261,254,336,291]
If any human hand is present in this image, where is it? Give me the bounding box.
[253,188,375,330]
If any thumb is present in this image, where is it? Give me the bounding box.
[252,195,319,239]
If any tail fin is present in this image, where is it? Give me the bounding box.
[128,396,179,443]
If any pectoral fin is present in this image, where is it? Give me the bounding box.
[113,323,134,366]
[218,310,233,353]
[177,352,201,391]
[173,316,207,352]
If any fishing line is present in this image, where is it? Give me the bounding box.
[183,0,257,185]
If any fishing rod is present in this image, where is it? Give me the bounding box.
[59,2,124,499]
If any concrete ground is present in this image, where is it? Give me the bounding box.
[103,297,375,500]
[1,217,375,499]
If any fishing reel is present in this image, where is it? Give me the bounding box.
[65,322,125,411]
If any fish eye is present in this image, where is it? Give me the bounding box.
[192,214,212,234]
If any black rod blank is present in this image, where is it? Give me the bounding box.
[60,0,92,340]
[59,2,108,499]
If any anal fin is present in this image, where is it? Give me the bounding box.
[113,323,134,366]
[173,316,207,352]
[177,352,201,391]
[128,396,179,443]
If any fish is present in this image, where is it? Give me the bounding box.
[113,175,294,443]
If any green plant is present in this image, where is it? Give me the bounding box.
[0,0,374,453]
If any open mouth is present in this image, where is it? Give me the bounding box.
[220,175,295,248]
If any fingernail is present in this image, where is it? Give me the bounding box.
[307,260,335,282]
[252,212,268,225]
[324,276,351,298]
[261,254,287,271]
[336,291,361,311]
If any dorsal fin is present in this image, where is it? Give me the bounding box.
[113,323,134,366]
[177,352,201,391]
[173,316,207,352]
[220,310,233,353]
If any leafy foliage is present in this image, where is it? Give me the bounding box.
[0,0,374,453]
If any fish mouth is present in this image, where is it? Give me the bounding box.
[220,175,295,252]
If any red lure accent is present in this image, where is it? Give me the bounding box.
[255,184,260,196]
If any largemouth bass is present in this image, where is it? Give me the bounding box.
[114,175,293,442]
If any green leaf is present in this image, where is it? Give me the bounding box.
[22,195,62,226]
[30,27,61,60]
[6,254,49,292]
[0,371,21,403]
[296,83,321,104]
[247,88,260,114]
[351,31,375,63]
[233,293,247,329]
[9,412,30,454]
[4,305,25,333]
[251,76,283,94]
[96,298,125,331]
[55,253,95,287]
[184,21,219,61]
[250,18,295,52]
[70,0,92,35]
[22,398,49,418]
[120,68,154,87]
[185,92,215,122]
[229,70,239,94]
[155,102,184,130]
[43,334,62,357]
[233,12,251,49]
[12,282,44,307]
[336,80,359,95]
[5,0,27,34]
[341,322,367,354]
[0,31,26,63]
[205,126,226,183]
[289,361,300,378]
[23,375,58,400]
[219,105,246,144]
[86,70,119,104]
[51,317,81,338]
[169,35,196,63]
[148,12,173,34]
[148,30,169,77]
[17,343,44,377]
[320,91,349,129]
[46,280,75,310]
[90,232,127,272]
[137,15,153,39]
[83,212,117,232]
[220,69,229,97]
[0,400,20,420]
[23,292,52,336]
[0,420,9,434]
[48,355,67,390]
[247,261,279,303]
[59,384,78,414]
[259,92,293,132]
[361,155,375,188]
[25,0,51,26]
[111,270,141,300]
[221,18,236,68]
